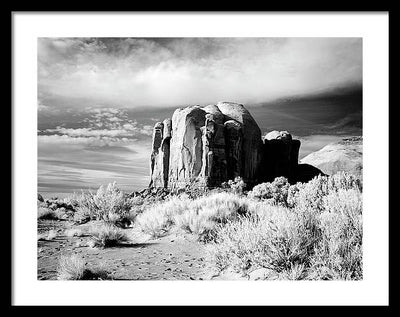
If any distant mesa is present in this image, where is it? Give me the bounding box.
[301,136,363,180]
[149,102,358,189]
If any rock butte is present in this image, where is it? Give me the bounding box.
[149,102,324,189]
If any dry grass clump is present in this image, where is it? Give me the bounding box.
[136,192,252,241]
[174,193,250,241]
[135,196,190,238]
[56,255,109,280]
[57,255,86,280]
[88,223,130,248]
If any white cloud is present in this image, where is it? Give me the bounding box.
[38,134,130,147]
[38,37,362,109]
[45,127,133,138]
[41,106,154,138]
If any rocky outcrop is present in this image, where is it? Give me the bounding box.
[148,102,360,190]
[301,136,362,179]
[38,193,44,202]
[150,102,262,189]
[217,102,262,182]
[149,121,169,188]
[259,130,301,183]
[168,106,207,188]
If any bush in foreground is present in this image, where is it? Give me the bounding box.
[70,182,134,224]
[57,255,86,280]
[221,176,247,195]
[88,223,130,248]
[207,174,363,280]
[135,192,253,240]
[56,255,109,280]
[208,205,317,274]
[135,196,190,238]
[248,176,290,206]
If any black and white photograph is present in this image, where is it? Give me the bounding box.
[37,36,363,281]
[12,12,389,306]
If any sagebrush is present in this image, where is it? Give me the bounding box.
[208,172,363,280]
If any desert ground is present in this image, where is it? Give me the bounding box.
[38,171,363,281]
[38,219,211,281]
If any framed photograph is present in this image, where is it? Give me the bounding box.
[12,11,389,306]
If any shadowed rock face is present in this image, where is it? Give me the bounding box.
[217,102,263,183]
[260,130,301,183]
[294,164,326,183]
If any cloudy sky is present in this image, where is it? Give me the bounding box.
[38,37,362,197]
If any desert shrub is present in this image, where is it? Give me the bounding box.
[57,255,86,280]
[288,172,362,213]
[89,223,130,248]
[174,211,216,241]
[136,192,252,240]
[73,205,92,224]
[286,182,305,208]
[207,183,363,280]
[327,171,363,192]
[72,191,96,220]
[135,196,190,237]
[124,195,153,223]
[173,192,251,241]
[70,183,134,224]
[291,175,330,213]
[56,255,109,280]
[61,193,81,210]
[37,207,59,220]
[247,172,362,210]
[92,182,132,221]
[277,263,307,280]
[208,204,319,275]
[221,176,246,194]
[248,177,290,206]
[308,188,363,280]
[190,193,250,222]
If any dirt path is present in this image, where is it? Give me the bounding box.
[38,220,210,280]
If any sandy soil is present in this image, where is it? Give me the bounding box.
[37,220,211,280]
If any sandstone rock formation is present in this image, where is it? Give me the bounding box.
[149,118,173,188]
[150,102,262,189]
[149,102,354,190]
[260,130,301,183]
[301,136,362,180]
